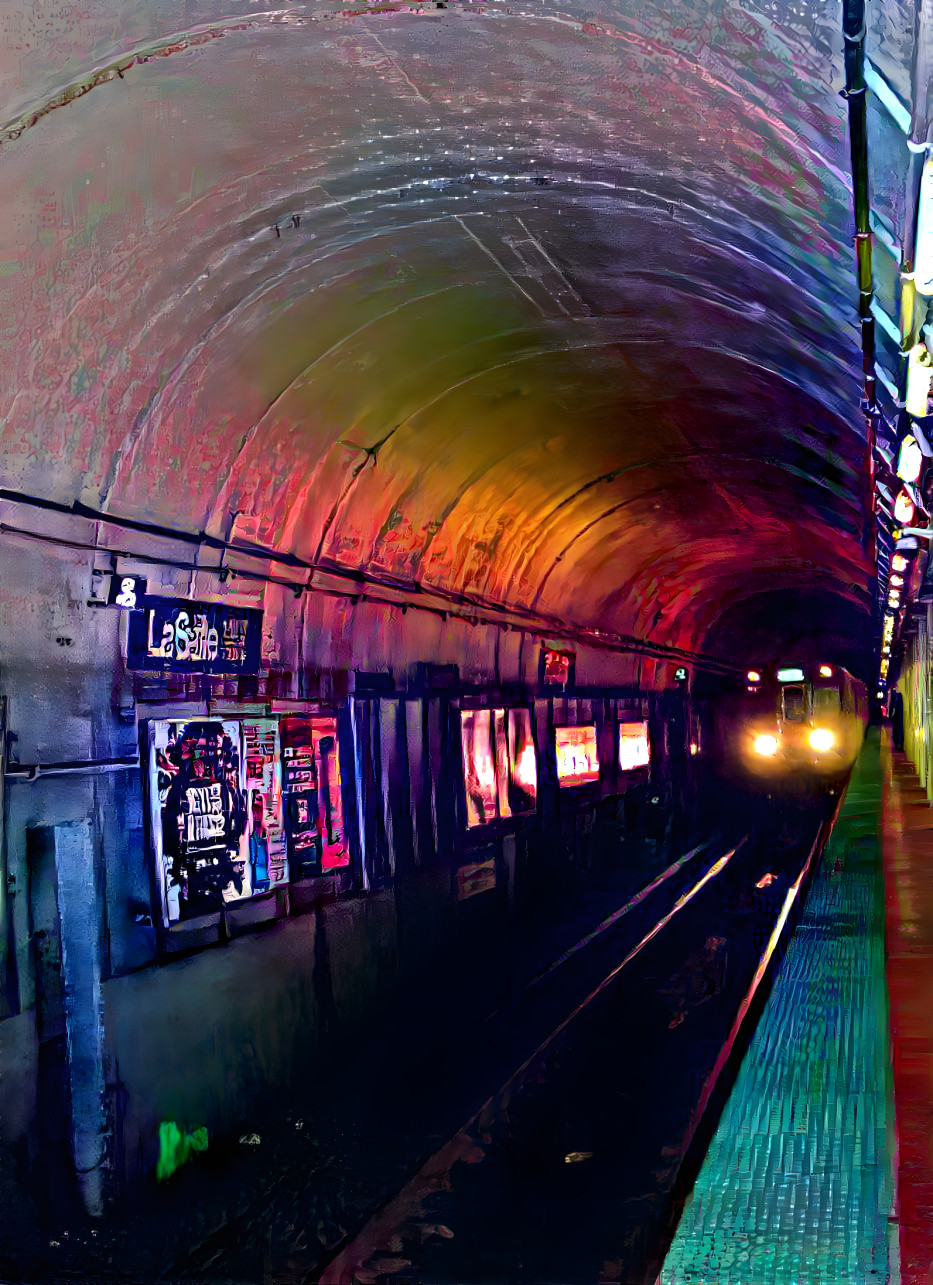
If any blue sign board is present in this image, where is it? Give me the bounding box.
[127,597,263,674]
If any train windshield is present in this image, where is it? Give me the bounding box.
[813,688,840,716]
[782,685,807,721]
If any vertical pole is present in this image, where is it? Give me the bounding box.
[54,819,107,1217]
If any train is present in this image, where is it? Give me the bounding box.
[712,662,868,792]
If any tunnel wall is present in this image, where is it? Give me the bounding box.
[0,529,696,1201]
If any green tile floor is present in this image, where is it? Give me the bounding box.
[659,735,898,1284]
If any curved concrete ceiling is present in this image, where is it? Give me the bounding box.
[0,0,874,670]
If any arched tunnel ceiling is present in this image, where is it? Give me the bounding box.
[0,0,876,671]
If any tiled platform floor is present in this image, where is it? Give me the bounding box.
[883,739,933,1285]
[659,730,897,1284]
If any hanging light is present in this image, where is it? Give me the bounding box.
[747,670,761,683]
[893,554,909,572]
[818,664,833,677]
[894,490,917,524]
[890,574,905,587]
[898,434,925,483]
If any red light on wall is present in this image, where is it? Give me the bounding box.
[544,649,573,686]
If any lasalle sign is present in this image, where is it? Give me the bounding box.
[126,597,263,674]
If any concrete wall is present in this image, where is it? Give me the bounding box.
[0,527,680,1205]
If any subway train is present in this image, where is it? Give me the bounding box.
[714,662,868,792]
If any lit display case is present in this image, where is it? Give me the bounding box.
[618,721,651,771]
[554,724,600,786]
[461,707,538,828]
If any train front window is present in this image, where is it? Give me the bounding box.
[782,685,806,722]
[813,688,840,717]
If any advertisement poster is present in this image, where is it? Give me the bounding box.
[308,716,349,871]
[554,725,600,786]
[150,719,251,924]
[242,719,288,890]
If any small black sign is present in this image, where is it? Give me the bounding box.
[126,597,263,674]
[107,574,148,609]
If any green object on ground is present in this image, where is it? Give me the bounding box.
[156,1120,209,1182]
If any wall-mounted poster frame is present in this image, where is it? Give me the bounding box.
[460,707,538,828]
[554,724,600,786]
[618,721,651,772]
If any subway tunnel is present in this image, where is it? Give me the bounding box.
[0,0,917,1280]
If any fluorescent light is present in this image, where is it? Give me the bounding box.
[907,343,933,414]
[898,435,924,483]
[915,155,933,297]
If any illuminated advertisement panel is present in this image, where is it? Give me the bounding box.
[461,708,538,827]
[618,721,650,771]
[149,719,251,925]
[507,709,537,813]
[554,725,600,786]
[461,710,498,827]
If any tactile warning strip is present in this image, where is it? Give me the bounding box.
[659,733,896,1284]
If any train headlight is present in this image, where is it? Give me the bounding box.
[754,734,779,756]
[809,728,834,752]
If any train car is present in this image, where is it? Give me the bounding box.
[719,662,867,792]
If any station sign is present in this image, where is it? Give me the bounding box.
[127,596,263,674]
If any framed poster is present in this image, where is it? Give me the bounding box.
[149,719,250,925]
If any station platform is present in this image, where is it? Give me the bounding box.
[660,729,914,1284]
